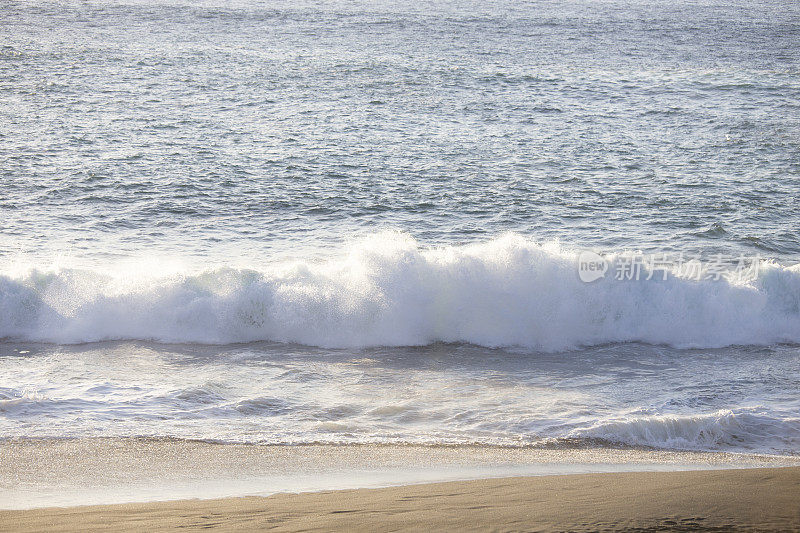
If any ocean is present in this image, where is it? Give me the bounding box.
[1,0,800,488]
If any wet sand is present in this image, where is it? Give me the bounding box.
[2,466,798,532]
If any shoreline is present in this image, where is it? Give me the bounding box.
[3,438,799,510]
[2,467,799,531]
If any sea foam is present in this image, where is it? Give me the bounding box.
[1,233,799,349]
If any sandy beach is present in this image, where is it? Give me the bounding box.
[2,466,798,532]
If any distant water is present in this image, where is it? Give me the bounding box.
[1,0,799,455]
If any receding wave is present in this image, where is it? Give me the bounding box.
[1,233,799,349]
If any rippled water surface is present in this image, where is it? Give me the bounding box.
[2,0,799,260]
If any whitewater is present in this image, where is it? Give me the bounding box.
[2,233,800,350]
[2,233,799,455]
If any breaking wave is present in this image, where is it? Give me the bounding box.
[569,408,800,454]
[1,233,799,349]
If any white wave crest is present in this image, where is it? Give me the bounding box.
[1,233,799,349]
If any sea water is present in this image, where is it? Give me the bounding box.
[1,0,799,458]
